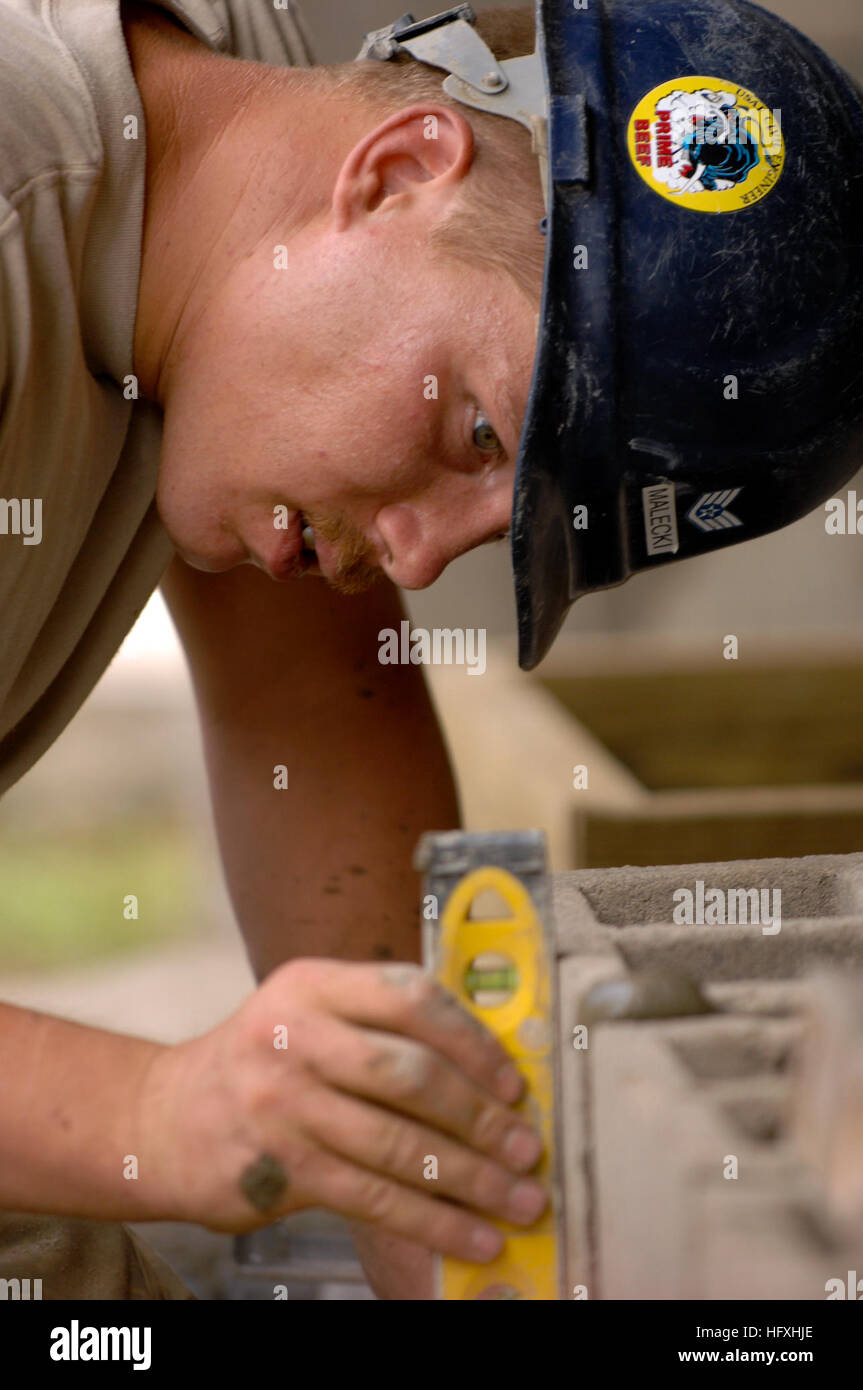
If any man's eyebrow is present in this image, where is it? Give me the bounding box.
[494,374,526,461]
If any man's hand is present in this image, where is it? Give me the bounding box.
[140,959,546,1261]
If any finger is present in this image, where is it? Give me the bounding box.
[289,1145,508,1264]
[296,1081,547,1227]
[293,959,525,1103]
[299,1013,543,1173]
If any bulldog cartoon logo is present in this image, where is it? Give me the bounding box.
[627,76,786,214]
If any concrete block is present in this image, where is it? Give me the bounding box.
[790,973,863,1236]
[552,851,863,1300]
[551,875,619,958]
[701,1169,847,1300]
[702,1076,792,1145]
[592,1024,742,1299]
[554,852,863,931]
[557,955,628,1296]
[704,980,811,1016]
[613,921,863,982]
[658,1016,801,1081]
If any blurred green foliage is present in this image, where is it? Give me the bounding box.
[0,822,197,970]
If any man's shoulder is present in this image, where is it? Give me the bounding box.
[0,0,102,205]
[0,0,316,220]
[157,0,316,68]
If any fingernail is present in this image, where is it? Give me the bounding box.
[507,1180,547,1224]
[502,1126,544,1170]
[494,1063,523,1102]
[471,1225,505,1260]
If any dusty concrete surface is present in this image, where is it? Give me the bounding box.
[555,851,863,1299]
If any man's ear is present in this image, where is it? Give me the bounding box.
[331,103,475,229]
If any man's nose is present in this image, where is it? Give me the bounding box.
[376,517,451,589]
[374,500,505,590]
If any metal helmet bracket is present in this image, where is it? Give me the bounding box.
[355,6,550,206]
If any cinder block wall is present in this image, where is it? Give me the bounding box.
[554,851,863,1299]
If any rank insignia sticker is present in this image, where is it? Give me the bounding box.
[686,488,744,533]
[627,76,785,213]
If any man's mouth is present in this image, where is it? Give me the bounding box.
[253,510,320,581]
[301,519,318,561]
[248,509,380,590]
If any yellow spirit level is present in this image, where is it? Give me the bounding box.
[414,831,563,1301]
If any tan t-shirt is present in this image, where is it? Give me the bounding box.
[0,0,314,796]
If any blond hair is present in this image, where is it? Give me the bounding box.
[325,7,545,307]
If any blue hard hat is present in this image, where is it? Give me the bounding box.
[356,2,863,669]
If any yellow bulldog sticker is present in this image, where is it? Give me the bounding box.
[627,76,786,212]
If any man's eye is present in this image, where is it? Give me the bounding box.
[473,411,502,455]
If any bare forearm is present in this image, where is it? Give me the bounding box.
[0,1002,167,1219]
[162,560,462,1295]
[163,560,461,978]
[202,679,459,975]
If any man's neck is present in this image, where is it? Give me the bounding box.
[120,1,348,404]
